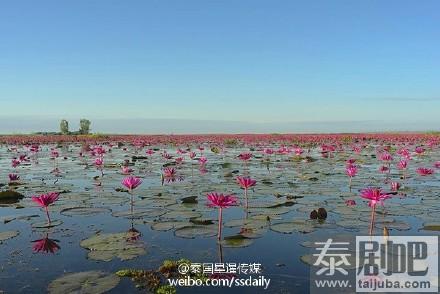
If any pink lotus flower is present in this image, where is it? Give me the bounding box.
[189,151,196,159]
[177,148,186,155]
[380,152,393,162]
[397,160,408,170]
[175,157,184,164]
[19,154,29,162]
[93,146,106,155]
[360,187,391,235]
[238,152,252,161]
[433,161,440,169]
[415,146,425,155]
[352,145,362,154]
[236,176,256,209]
[163,167,176,178]
[360,187,390,208]
[121,166,133,174]
[345,165,358,178]
[346,158,356,165]
[236,176,257,189]
[32,192,60,208]
[277,146,289,155]
[122,176,142,191]
[207,193,238,208]
[294,148,304,156]
[11,159,20,168]
[31,192,60,223]
[146,149,155,155]
[379,165,389,173]
[346,165,357,188]
[161,167,183,185]
[32,236,60,254]
[345,199,356,206]
[206,192,238,241]
[390,182,401,191]
[263,148,274,155]
[8,173,20,182]
[162,152,173,160]
[199,156,207,165]
[50,150,59,158]
[94,157,103,166]
[397,148,410,157]
[416,167,434,176]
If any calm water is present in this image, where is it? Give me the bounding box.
[1,143,439,293]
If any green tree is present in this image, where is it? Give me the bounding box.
[79,119,91,134]
[60,119,69,134]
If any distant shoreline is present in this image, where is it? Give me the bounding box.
[0,132,438,145]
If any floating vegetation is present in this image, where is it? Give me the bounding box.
[1,134,439,292]
[47,271,120,294]
[80,232,146,261]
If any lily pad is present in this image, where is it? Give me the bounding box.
[151,221,192,231]
[174,225,217,239]
[0,190,24,204]
[60,207,111,217]
[221,235,254,248]
[161,210,202,219]
[80,232,145,261]
[32,220,63,228]
[0,231,19,242]
[112,209,166,219]
[421,223,440,231]
[270,220,315,234]
[48,271,120,294]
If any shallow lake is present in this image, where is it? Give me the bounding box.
[1,141,439,293]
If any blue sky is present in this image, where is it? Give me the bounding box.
[0,0,439,133]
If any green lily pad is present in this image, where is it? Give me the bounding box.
[0,190,24,204]
[80,232,145,261]
[421,223,440,231]
[60,207,111,217]
[32,220,63,228]
[151,221,192,231]
[161,210,202,219]
[174,225,217,239]
[48,271,120,294]
[0,231,19,242]
[112,209,166,219]
[270,220,315,234]
[221,235,254,248]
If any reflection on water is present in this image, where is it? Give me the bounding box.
[0,141,439,293]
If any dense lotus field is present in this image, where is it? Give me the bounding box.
[0,134,439,293]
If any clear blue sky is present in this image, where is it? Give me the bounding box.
[0,0,439,133]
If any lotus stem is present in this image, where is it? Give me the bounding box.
[218,208,223,241]
[45,207,51,224]
[369,205,376,236]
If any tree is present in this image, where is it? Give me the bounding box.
[60,119,69,135]
[79,119,91,135]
